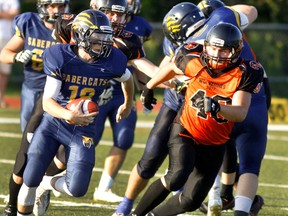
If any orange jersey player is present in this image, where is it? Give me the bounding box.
[133,22,263,216]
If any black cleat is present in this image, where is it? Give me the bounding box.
[3,205,17,216]
[249,195,264,216]
[221,196,235,211]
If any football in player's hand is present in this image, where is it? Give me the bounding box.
[66,98,98,114]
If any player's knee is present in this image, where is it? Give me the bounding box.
[67,179,89,197]
[164,171,189,191]
[67,167,93,197]
[69,187,87,197]
[137,161,157,179]
[179,193,201,212]
[115,128,134,150]
[13,150,27,177]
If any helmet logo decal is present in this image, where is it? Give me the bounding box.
[210,37,224,47]
[111,5,126,13]
[166,16,181,33]
[72,13,99,30]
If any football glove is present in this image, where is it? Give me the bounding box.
[204,97,221,116]
[140,86,157,111]
[98,83,114,106]
[175,81,188,95]
[193,96,205,114]
[14,50,33,64]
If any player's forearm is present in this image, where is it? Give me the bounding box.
[0,35,26,64]
[130,57,159,78]
[43,97,72,121]
[218,91,252,122]
[218,104,249,122]
[146,62,177,89]
[121,75,134,108]
[0,48,17,64]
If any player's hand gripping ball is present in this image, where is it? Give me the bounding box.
[65,98,98,125]
[66,98,98,114]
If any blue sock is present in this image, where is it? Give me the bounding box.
[115,196,134,215]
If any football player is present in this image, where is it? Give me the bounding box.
[1,1,70,215]
[45,0,160,204]
[114,1,266,215]
[133,22,264,216]
[125,0,153,44]
[16,9,134,216]
[195,1,269,215]
[0,0,70,132]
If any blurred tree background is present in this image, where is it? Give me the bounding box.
[20,0,288,22]
[15,0,288,98]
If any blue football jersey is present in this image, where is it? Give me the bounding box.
[13,12,58,91]
[124,15,153,43]
[187,6,255,60]
[43,44,128,107]
[162,37,178,58]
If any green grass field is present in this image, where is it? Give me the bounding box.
[0,107,288,216]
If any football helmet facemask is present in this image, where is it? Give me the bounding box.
[127,0,142,15]
[72,10,113,59]
[90,0,128,36]
[163,2,206,46]
[37,0,70,23]
[203,22,243,72]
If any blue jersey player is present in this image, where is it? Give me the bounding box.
[1,1,70,215]
[16,10,134,216]
[125,0,153,44]
[31,0,159,206]
[89,0,160,203]
[0,0,70,132]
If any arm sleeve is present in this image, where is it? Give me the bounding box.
[237,60,264,93]
[238,11,249,30]
[114,68,132,82]
[43,76,62,100]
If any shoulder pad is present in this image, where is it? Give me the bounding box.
[175,42,203,72]
[238,60,264,93]
[53,14,76,44]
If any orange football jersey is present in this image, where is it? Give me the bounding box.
[175,42,263,145]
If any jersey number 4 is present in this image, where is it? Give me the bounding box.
[190,89,231,123]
